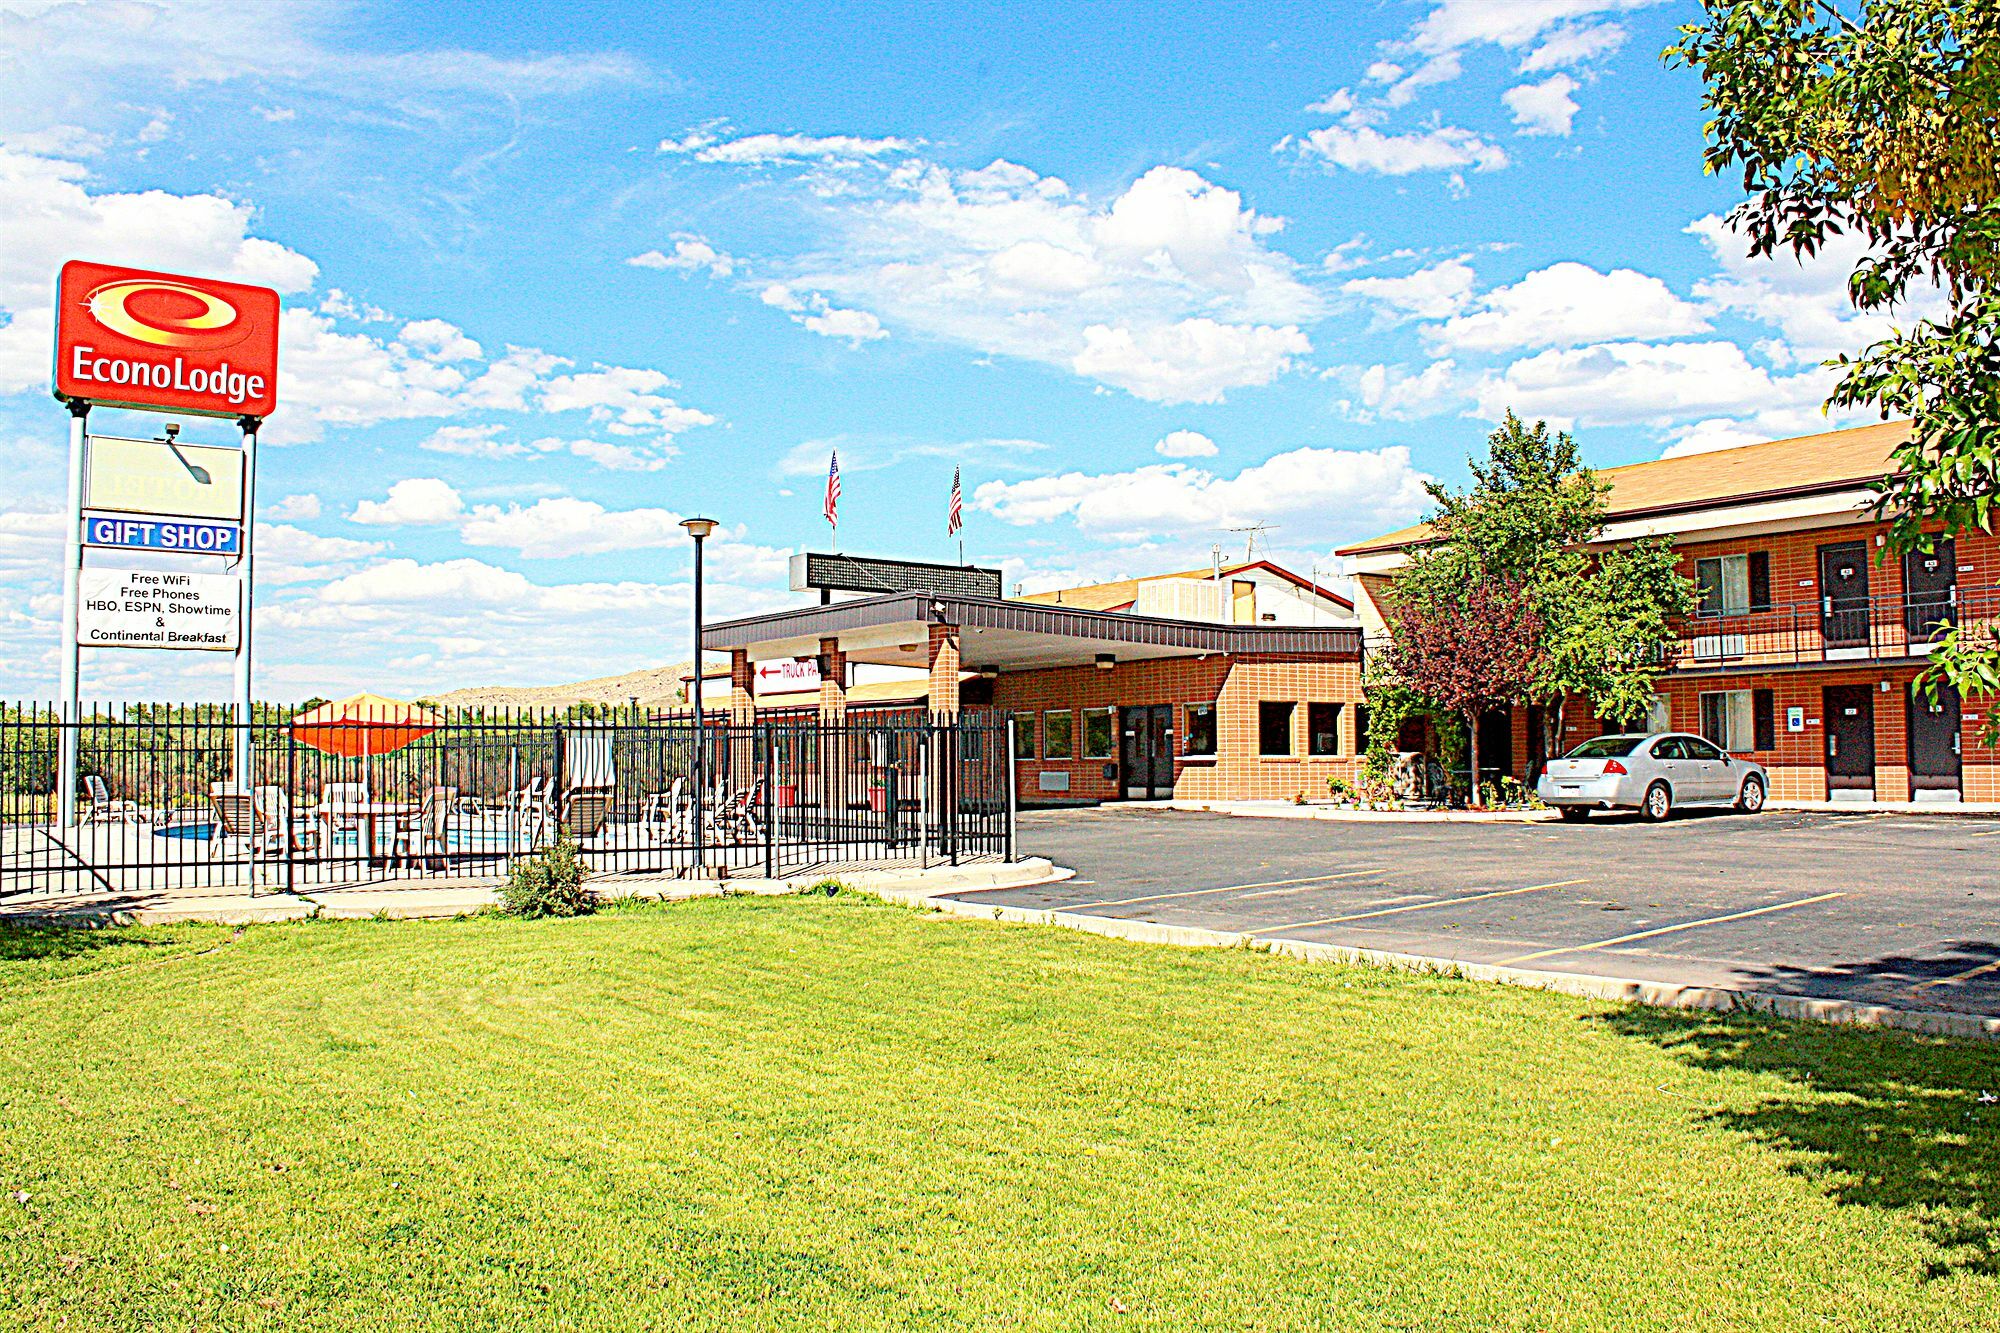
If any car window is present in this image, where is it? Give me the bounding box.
[1649,737,1684,760]
[1681,737,1725,761]
[1565,736,1642,758]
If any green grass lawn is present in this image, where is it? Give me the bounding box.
[2,893,1997,1331]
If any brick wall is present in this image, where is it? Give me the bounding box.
[1540,665,1997,803]
[992,652,1365,804]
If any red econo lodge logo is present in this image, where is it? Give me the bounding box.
[53,260,280,418]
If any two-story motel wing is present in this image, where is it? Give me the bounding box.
[1338,421,2000,805]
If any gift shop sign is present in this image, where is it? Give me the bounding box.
[52,261,280,418]
[78,569,241,651]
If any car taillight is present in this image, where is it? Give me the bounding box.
[1603,759,1627,775]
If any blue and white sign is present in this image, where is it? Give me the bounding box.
[83,512,241,556]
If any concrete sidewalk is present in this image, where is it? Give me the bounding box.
[1095,798,2000,823]
[0,859,1066,926]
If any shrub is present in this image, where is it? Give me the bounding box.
[497,837,596,918]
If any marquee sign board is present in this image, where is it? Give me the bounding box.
[790,552,1003,601]
[53,260,280,418]
[78,568,241,651]
[84,434,244,521]
[83,513,242,556]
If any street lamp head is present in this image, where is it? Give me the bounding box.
[680,516,718,540]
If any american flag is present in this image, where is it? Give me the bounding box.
[947,466,963,536]
[823,450,840,531]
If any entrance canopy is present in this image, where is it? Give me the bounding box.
[704,590,1360,671]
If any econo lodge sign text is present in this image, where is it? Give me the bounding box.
[52,260,280,418]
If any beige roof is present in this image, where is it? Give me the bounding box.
[1337,419,1911,557]
[1018,559,1349,610]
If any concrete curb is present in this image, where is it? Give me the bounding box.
[1153,801,1556,824]
[4,859,1068,926]
[882,884,2000,1044]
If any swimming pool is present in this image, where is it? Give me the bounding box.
[153,822,215,841]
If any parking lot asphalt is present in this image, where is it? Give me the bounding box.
[956,807,2000,1020]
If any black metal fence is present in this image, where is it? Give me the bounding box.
[0,703,1015,899]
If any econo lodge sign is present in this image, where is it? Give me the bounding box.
[52,260,280,418]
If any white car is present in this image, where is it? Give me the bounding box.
[1536,732,1768,822]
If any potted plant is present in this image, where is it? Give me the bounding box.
[866,774,889,813]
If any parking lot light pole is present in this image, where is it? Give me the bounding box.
[681,517,717,877]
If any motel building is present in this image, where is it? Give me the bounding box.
[699,557,1366,806]
[1339,421,2000,805]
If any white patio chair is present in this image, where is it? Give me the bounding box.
[253,785,319,858]
[82,774,142,824]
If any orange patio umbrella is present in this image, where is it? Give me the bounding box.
[289,692,441,759]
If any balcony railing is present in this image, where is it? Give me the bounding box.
[1669,584,1997,672]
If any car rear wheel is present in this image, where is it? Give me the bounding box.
[1558,806,1590,822]
[1640,782,1673,822]
[1737,776,1766,813]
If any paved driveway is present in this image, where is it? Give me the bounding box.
[955,807,2000,1021]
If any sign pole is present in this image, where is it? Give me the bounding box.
[232,415,260,788]
[57,402,89,829]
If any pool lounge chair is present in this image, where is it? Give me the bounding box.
[208,783,266,858]
[557,787,614,843]
[83,774,142,824]
[254,786,320,858]
[388,786,455,868]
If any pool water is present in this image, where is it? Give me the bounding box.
[154,823,215,841]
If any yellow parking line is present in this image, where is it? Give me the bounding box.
[1910,957,2000,992]
[1257,879,1588,934]
[1067,868,1382,911]
[1497,892,1844,966]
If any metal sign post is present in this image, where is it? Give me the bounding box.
[57,403,88,829]
[232,417,260,788]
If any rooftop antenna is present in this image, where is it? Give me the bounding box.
[1225,522,1274,563]
[1210,543,1221,582]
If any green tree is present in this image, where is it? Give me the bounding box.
[1669,0,2000,727]
[1395,414,1694,763]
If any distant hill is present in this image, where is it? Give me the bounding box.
[430,662,691,711]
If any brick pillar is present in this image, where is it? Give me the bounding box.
[927,622,961,715]
[817,638,847,716]
[729,650,754,715]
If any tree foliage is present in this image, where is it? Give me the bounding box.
[1669,0,2000,724]
[1391,414,1695,758]
[1382,575,1542,802]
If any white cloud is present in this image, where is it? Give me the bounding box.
[538,366,716,438]
[674,153,1317,403]
[1473,340,1833,428]
[1339,359,1466,422]
[1427,262,1710,352]
[1686,213,1947,366]
[348,478,464,526]
[1344,257,1477,320]
[1154,430,1218,458]
[627,235,736,277]
[398,318,483,361]
[974,445,1433,545]
[1520,22,1629,71]
[774,435,1049,478]
[660,128,913,164]
[1292,124,1508,177]
[265,493,322,521]
[1072,318,1309,404]
[458,497,685,559]
[417,424,678,471]
[1658,407,1855,459]
[258,522,385,585]
[1503,75,1581,136]
[1404,0,1663,61]
[802,307,886,344]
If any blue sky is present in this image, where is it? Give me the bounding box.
[0,0,1908,699]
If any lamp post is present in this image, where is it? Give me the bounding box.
[681,517,717,876]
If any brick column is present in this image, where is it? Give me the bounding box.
[927,622,961,715]
[817,638,848,716]
[729,650,755,715]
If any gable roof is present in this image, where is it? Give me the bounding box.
[1336,419,1911,557]
[1017,559,1352,611]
